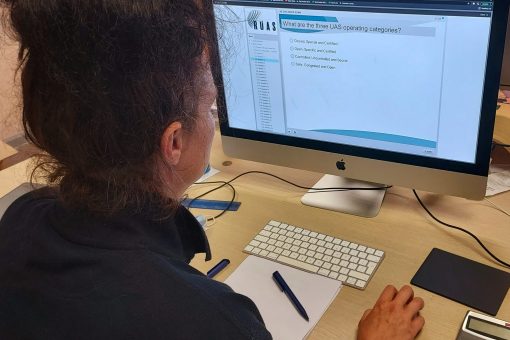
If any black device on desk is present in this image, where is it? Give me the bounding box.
[411,248,510,316]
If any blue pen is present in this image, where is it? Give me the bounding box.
[207,259,230,278]
[272,271,309,321]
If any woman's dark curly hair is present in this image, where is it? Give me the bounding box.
[1,0,218,215]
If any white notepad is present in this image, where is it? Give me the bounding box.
[225,256,342,340]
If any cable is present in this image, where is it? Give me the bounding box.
[493,142,510,148]
[484,197,510,217]
[413,190,510,268]
[189,180,237,219]
[189,171,392,219]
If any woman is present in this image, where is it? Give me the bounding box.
[0,0,424,339]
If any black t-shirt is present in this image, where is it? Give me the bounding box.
[0,188,272,340]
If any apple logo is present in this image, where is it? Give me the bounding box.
[336,160,346,171]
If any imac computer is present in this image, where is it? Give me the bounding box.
[212,0,509,217]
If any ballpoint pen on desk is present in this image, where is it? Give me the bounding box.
[207,259,230,279]
[272,271,309,321]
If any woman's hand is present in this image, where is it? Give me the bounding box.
[357,285,425,340]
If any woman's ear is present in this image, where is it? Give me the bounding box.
[160,121,184,165]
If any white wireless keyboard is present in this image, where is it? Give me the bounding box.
[243,220,385,290]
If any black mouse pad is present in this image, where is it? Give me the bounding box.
[411,248,510,316]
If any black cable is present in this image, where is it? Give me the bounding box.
[413,190,510,268]
[188,181,236,219]
[189,170,392,219]
[493,141,510,149]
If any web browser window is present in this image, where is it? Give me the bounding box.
[214,0,494,164]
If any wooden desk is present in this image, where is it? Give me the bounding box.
[1,134,509,339]
[188,131,510,339]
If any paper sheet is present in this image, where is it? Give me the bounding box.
[486,164,510,197]
[225,256,342,340]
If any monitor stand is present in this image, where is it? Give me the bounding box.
[301,174,387,218]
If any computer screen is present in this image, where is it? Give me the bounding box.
[212,0,508,216]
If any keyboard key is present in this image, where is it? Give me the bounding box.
[263,225,273,231]
[325,236,333,242]
[268,252,278,260]
[301,236,310,242]
[351,257,359,264]
[331,265,340,272]
[331,258,340,265]
[317,247,326,253]
[306,250,315,257]
[366,248,375,254]
[317,234,326,240]
[349,270,370,281]
[255,235,268,243]
[298,254,307,262]
[357,245,367,252]
[294,227,303,233]
[274,248,283,254]
[375,250,384,257]
[341,240,350,247]
[260,250,269,257]
[298,248,307,255]
[277,255,319,273]
[356,280,366,289]
[244,245,254,252]
[349,249,359,257]
[259,243,267,250]
[348,263,357,270]
[286,225,294,231]
[333,238,342,244]
[358,252,367,259]
[349,243,358,249]
[318,268,330,276]
[260,230,271,237]
[347,277,357,285]
[329,272,339,280]
[290,245,299,252]
[301,242,310,249]
[249,240,260,247]
[323,263,332,270]
[367,255,381,263]
[359,259,368,266]
[323,255,332,262]
[301,230,310,236]
[314,259,324,267]
[282,250,291,257]
[290,252,299,259]
[325,242,334,249]
[267,245,275,252]
[267,239,276,245]
[305,257,315,264]
[314,253,324,260]
[309,231,318,237]
[317,240,326,247]
[268,220,280,227]
[252,248,261,254]
[338,274,347,282]
[358,265,367,273]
